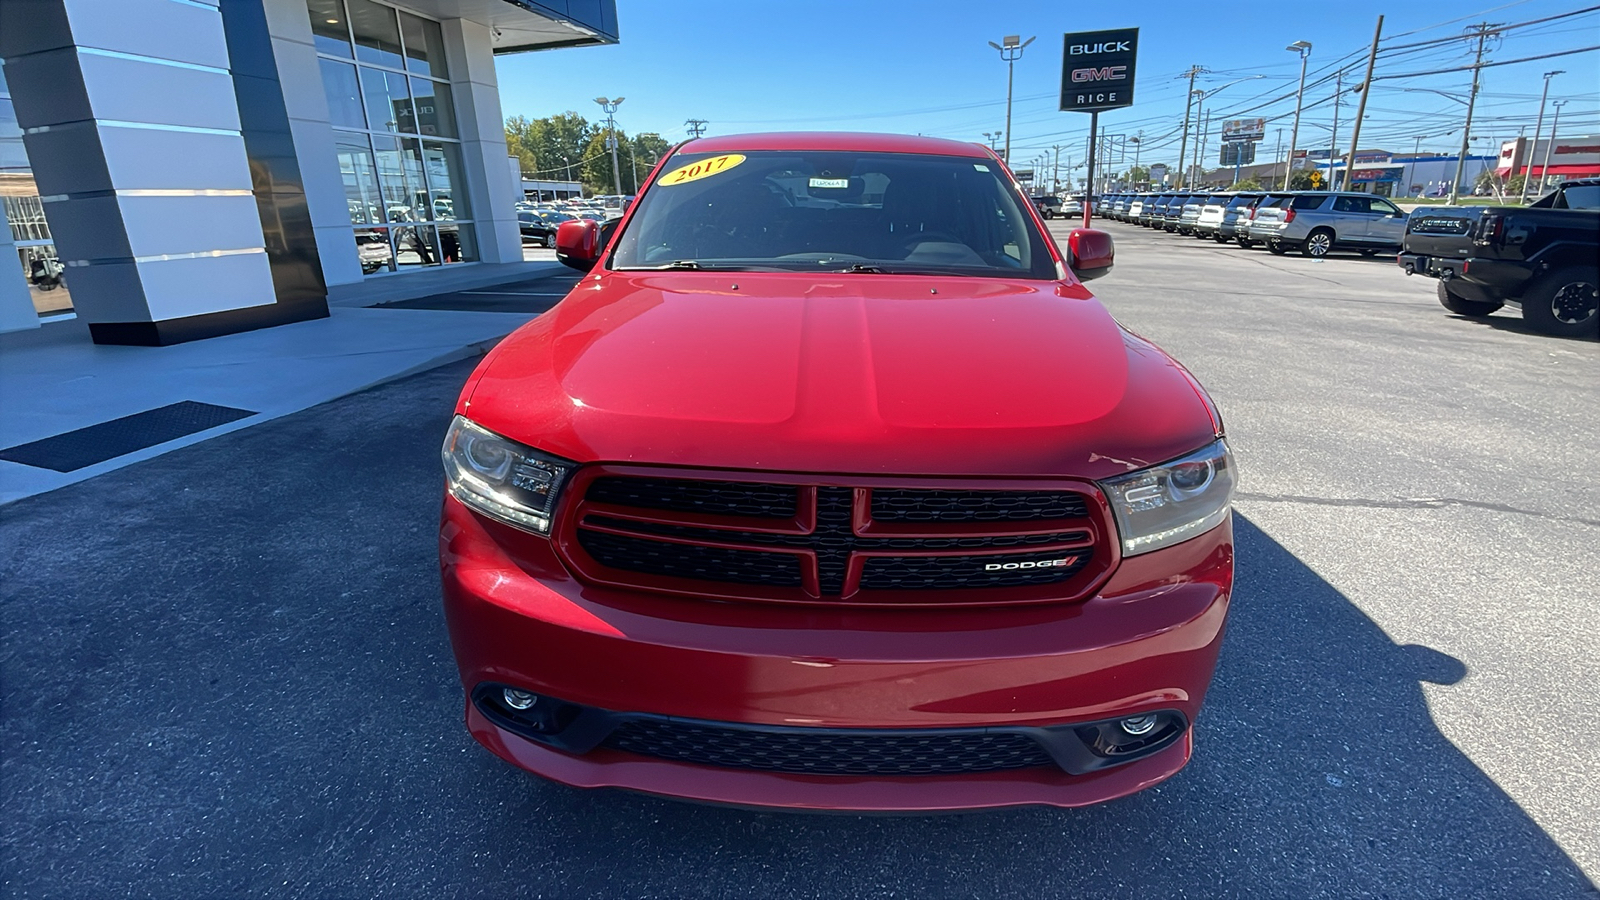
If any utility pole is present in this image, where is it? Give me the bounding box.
[1174,66,1206,189]
[684,118,708,138]
[1450,23,1500,205]
[988,35,1034,164]
[1343,16,1384,195]
[1520,70,1563,204]
[1196,109,1211,188]
[1538,100,1567,197]
[1408,135,1425,196]
[594,96,625,196]
[1051,144,1063,194]
[1274,128,1283,185]
[1327,69,1342,190]
[1132,133,1142,180]
[1284,41,1312,190]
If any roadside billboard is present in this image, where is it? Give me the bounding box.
[1221,118,1265,143]
[1059,28,1139,112]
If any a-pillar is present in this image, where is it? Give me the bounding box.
[0,0,327,345]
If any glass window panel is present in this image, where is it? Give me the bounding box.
[19,246,73,316]
[399,12,449,79]
[437,224,477,264]
[307,0,353,57]
[360,67,414,133]
[409,78,456,138]
[348,0,403,69]
[355,226,395,274]
[334,132,382,224]
[319,59,365,130]
[393,224,440,268]
[371,135,430,222]
[421,140,468,220]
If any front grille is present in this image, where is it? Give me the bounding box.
[860,551,1090,591]
[603,719,1055,775]
[577,530,802,588]
[871,488,1088,522]
[566,472,1106,606]
[586,476,798,518]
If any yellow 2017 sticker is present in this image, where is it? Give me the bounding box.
[658,154,746,186]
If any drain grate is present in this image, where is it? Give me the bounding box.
[0,401,256,472]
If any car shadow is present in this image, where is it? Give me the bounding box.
[1444,310,1599,343]
[0,361,1593,898]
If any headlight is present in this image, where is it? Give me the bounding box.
[1099,439,1236,556]
[441,416,575,535]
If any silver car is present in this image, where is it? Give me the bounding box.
[1250,192,1410,258]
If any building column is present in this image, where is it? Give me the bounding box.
[0,0,327,345]
[443,19,521,266]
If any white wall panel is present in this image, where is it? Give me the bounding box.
[137,251,276,319]
[97,126,255,191]
[78,53,242,131]
[61,0,232,69]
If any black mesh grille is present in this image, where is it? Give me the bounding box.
[577,530,801,588]
[583,516,1085,552]
[871,489,1089,522]
[586,477,798,518]
[603,719,1055,775]
[860,551,1091,591]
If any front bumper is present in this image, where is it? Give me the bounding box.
[439,494,1234,811]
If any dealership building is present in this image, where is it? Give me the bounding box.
[0,0,617,342]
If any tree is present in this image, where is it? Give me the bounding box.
[505,112,594,184]
[1231,177,1263,191]
[1125,165,1149,184]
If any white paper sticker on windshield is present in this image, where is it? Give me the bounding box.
[974,164,990,172]
[808,177,849,189]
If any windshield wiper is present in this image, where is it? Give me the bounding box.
[649,260,703,270]
[837,263,887,273]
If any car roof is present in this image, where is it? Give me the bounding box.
[681,132,991,158]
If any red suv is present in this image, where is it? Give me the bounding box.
[439,133,1235,811]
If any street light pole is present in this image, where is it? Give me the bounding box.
[1519,70,1563,204]
[1538,99,1567,197]
[594,96,625,196]
[988,35,1034,165]
[1328,69,1342,190]
[1284,41,1312,190]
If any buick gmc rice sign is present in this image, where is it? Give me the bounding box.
[1060,28,1139,112]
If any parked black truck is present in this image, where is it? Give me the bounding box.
[1398,179,1599,338]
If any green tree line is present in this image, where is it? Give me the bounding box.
[506,112,672,196]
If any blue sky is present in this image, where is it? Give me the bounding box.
[494,0,1600,171]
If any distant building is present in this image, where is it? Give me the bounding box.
[1497,134,1600,187]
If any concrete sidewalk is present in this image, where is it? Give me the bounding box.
[0,305,539,505]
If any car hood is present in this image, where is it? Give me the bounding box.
[463,272,1218,480]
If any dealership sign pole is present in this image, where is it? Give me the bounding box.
[1060,28,1138,226]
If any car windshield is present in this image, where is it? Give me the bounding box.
[610,150,1054,278]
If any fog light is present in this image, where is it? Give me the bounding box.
[1120,715,1157,736]
[503,688,538,710]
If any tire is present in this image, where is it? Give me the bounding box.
[1237,238,1256,249]
[1301,228,1334,258]
[1267,241,1288,255]
[1520,265,1599,339]
[544,234,557,248]
[1437,280,1502,317]
[1214,233,1230,243]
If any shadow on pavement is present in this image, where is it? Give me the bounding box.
[1443,310,1599,343]
[1,360,1593,899]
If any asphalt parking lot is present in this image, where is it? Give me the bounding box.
[3,223,1597,898]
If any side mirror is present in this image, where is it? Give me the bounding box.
[1066,228,1114,281]
[556,219,600,272]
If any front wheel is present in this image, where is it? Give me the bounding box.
[1437,280,1502,317]
[1302,228,1334,258]
[1521,266,1599,339]
[1267,241,1288,255]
